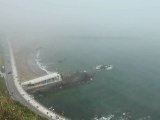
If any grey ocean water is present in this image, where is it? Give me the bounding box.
[34,37,160,120]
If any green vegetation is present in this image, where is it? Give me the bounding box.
[0,42,46,120]
[0,78,47,120]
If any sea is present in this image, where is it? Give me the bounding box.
[32,37,160,120]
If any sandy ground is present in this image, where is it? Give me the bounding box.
[11,40,46,81]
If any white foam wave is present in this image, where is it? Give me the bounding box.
[94,114,114,120]
[35,50,52,74]
[0,70,6,78]
[93,113,152,120]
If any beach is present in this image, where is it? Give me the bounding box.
[11,40,47,81]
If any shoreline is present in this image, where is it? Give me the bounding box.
[9,41,67,120]
[12,41,47,81]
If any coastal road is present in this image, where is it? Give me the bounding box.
[4,42,67,120]
[4,45,46,117]
[4,48,25,101]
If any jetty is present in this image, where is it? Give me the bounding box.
[22,73,62,90]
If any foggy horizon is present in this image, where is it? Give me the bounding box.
[0,0,160,40]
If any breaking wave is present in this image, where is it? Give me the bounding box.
[93,113,152,120]
[35,50,52,74]
[94,114,114,120]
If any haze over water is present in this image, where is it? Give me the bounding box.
[1,0,160,120]
[33,37,160,120]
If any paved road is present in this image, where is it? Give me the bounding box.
[4,48,24,101]
[3,42,68,120]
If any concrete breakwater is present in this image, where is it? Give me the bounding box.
[27,71,95,93]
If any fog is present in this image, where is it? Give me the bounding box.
[0,0,160,40]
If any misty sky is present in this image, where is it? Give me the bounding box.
[0,0,160,38]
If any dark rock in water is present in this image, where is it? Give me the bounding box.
[57,58,66,64]
[61,72,95,86]
[57,60,63,63]
[96,64,113,71]
[29,71,95,93]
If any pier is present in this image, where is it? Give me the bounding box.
[22,73,62,90]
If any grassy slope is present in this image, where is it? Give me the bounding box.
[0,43,46,120]
[0,78,47,120]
